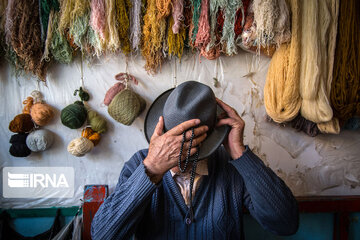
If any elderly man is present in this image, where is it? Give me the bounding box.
[91,81,299,239]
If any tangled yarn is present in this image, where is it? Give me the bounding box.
[234,0,249,37]
[264,0,301,123]
[82,127,101,146]
[9,133,32,157]
[108,89,146,125]
[252,0,291,47]
[74,87,90,101]
[220,0,243,55]
[9,114,34,133]
[130,0,142,51]
[142,0,165,74]
[67,136,94,157]
[105,0,120,52]
[190,0,202,44]
[104,82,125,106]
[167,17,186,59]
[22,97,34,114]
[50,12,73,64]
[40,0,60,42]
[156,0,172,19]
[299,0,338,124]
[290,115,320,137]
[330,0,360,124]
[87,110,107,133]
[8,0,47,81]
[90,0,107,40]
[30,103,55,126]
[195,0,211,54]
[172,0,184,34]
[26,129,54,152]
[116,0,132,54]
[61,101,88,129]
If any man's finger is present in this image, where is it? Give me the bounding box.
[176,125,208,142]
[152,116,164,137]
[167,119,201,136]
[216,118,236,127]
[216,98,239,119]
[183,133,207,149]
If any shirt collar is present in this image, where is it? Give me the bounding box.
[170,158,209,177]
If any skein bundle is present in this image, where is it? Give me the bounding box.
[67,137,94,157]
[108,89,146,125]
[317,118,340,134]
[9,114,34,133]
[142,0,166,74]
[299,0,338,124]
[61,101,88,129]
[194,0,211,55]
[264,0,301,123]
[291,115,320,137]
[7,0,47,81]
[26,129,54,152]
[82,127,101,146]
[167,17,186,59]
[87,110,107,133]
[330,0,360,124]
[9,133,32,157]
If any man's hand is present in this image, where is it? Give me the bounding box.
[216,98,246,160]
[144,116,208,183]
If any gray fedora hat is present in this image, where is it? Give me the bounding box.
[144,81,230,161]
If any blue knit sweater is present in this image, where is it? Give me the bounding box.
[91,146,299,240]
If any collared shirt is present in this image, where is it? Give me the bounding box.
[170,159,208,206]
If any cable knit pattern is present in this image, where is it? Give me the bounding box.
[91,146,299,239]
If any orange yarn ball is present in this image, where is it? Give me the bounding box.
[9,114,34,133]
[30,103,55,126]
[81,127,101,146]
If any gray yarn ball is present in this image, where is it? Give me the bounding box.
[26,129,54,152]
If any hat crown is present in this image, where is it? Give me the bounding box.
[163,81,217,131]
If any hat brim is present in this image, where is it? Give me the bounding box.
[144,88,230,161]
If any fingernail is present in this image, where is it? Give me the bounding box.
[195,119,200,124]
[159,116,162,121]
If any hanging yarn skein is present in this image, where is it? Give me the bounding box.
[167,17,186,59]
[40,0,60,42]
[116,0,132,54]
[264,0,301,123]
[330,0,360,124]
[172,0,184,34]
[28,91,56,127]
[61,87,89,129]
[107,73,146,125]
[299,0,337,124]
[195,0,211,55]
[26,129,54,152]
[220,0,243,55]
[142,0,166,74]
[9,133,32,157]
[8,0,48,81]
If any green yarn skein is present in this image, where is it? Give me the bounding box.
[108,89,146,125]
[61,101,87,129]
[88,110,107,133]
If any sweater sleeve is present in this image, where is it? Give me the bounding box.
[91,149,158,240]
[229,146,299,236]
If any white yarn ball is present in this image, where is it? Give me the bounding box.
[67,137,94,157]
[26,129,54,152]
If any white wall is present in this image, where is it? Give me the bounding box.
[1,51,359,208]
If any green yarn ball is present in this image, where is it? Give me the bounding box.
[108,89,146,125]
[61,101,87,129]
[88,110,107,133]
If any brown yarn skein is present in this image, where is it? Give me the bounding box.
[9,114,34,133]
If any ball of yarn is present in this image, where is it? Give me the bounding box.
[9,133,32,157]
[30,103,55,126]
[104,82,125,106]
[82,127,101,146]
[61,101,87,129]
[26,129,54,152]
[67,137,94,157]
[9,114,34,133]
[87,110,107,133]
[108,89,146,125]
